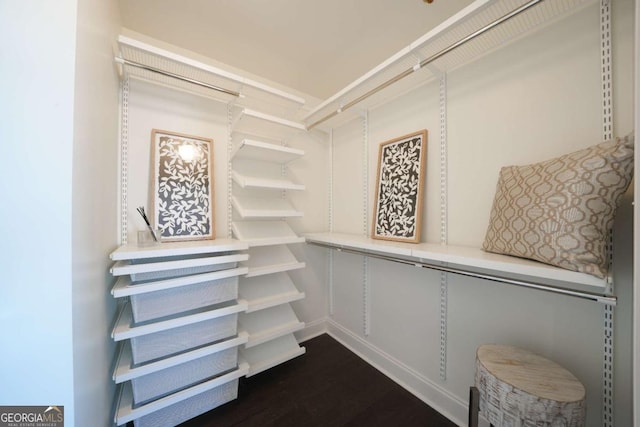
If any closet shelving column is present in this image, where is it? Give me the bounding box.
[109,240,250,427]
[230,108,307,376]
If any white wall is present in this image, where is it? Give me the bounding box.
[0,1,78,424]
[324,2,634,426]
[72,0,122,425]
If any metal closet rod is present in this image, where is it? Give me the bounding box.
[307,0,545,130]
[307,241,617,306]
[115,57,242,98]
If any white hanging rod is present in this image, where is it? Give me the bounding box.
[115,57,242,98]
[308,241,617,306]
[307,0,545,130]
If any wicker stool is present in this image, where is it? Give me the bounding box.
[468,344,586,427]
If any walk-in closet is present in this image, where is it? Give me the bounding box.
[1,0,638,426]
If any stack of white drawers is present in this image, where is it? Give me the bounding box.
[109,239,250,427]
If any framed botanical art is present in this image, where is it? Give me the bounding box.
[372,130,427,243]
[150,129,215,241]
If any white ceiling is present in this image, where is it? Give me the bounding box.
[118,0,475,100]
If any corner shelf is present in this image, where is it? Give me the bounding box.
[231,138,304,164]
[242,245,306,278]
[239,334,306,377]
[232,108,306,140]
[232,195,303,219]
[231,221,305,247]
[239,304,305,349]
[232,170,305,191]
[238,273,305,313]
[305,232,614,304]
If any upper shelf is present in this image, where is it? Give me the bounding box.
[302,0,596,130]
[116,35,306,118]
[305,232,613,303]
[231,108,307,141]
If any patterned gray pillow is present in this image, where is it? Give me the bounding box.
[482,134,634,278]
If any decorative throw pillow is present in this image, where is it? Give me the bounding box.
[482,133,634,278]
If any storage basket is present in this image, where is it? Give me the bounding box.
[133,378,239,427]
[131,347,238,405]
[130,314,238,365]
[130,276,238,323]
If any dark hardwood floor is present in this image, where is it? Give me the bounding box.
[179,334,457,427]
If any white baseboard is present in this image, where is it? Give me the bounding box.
[295,317,328,343]
[323,318,469,427]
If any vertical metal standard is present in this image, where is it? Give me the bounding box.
[600,1,614,426]
[119,77,130,245]
[362,111,371,337]
[329,129,335,317]
[227,104,234,238]
[439,73,449,381]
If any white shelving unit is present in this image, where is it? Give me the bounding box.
[109,240,250,426]
[305,232,614,304]
[230,117,307,376]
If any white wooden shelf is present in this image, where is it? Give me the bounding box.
[239,273,305,313]
[113,332,249,383]
[305,232,614,304]
[232,170,305,191]
[110,253,247,278]
[243,245,306,277]
[112,300,248,341]
[111,267,247,298]
[239,334,306,377]
[231,138,304,164]
[116,35,305,118]
[302,0,595,130]
[239,305,305,349]
[114,361,249,426]
[232,108,306,140]
[231,221,305,247]
[232,195,303,219]
[110,238,248,261]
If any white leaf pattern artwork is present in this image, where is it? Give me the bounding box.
[151,130,215,242]
[372,130,427,243]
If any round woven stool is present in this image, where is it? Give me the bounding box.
[470,344,586,427]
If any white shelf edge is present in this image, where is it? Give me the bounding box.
[236,108,306,131]
[111,267,248,298]
[110,253,247,276]
[305,232,609,291]
[113,331,249,383]
[112,300,248,341]
[231,221,304,247]
[114,361,249,426]
[110,238,248,261]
